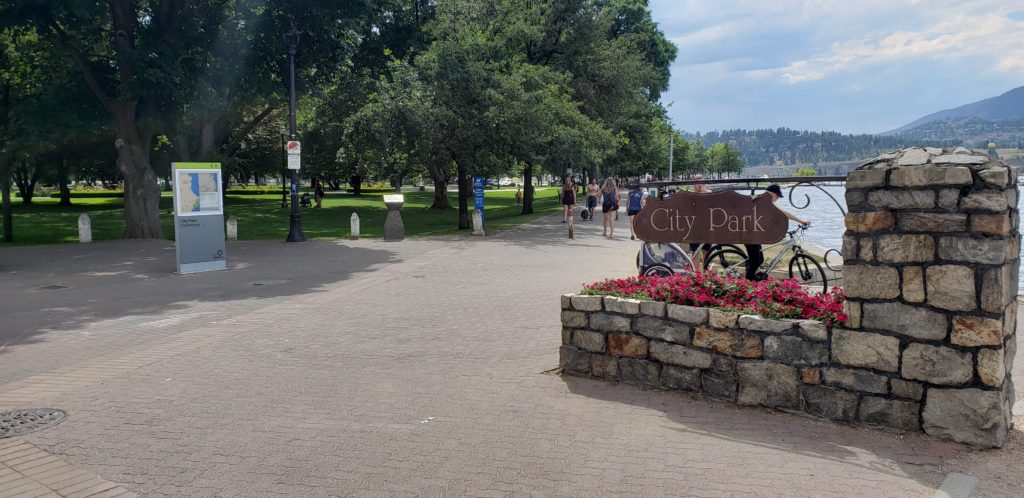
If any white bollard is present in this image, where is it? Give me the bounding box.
[350,213,360,240]
[472,210,484,236]
[78,213,92,243]
[226,216,238,240]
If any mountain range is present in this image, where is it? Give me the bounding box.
[885,86,1024,135]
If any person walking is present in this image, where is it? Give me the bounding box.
[626,185,646,240]
[601,177,619,238]
[744,184,809,281]
[585,178,600,221]
[313,178,325,208]
[562,177,576,223]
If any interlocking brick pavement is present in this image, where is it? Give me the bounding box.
[0,211,1021,496]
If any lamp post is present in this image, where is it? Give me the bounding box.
[284,20,305,242]
[666,101,674,181]
[279,125,288,209]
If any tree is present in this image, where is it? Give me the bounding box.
[707,142,744,178]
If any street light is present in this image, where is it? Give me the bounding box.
[279,125,288,209]
[284,20,305,242]
[666,101,674,181]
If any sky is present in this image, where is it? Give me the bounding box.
[648,0,1024,135]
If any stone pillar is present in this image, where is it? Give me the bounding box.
[383,199,405,241]
[77,214,92,243]
[842,147,1018,448]
[350,213,360,240]
[226,216,238,240]
[472,210,484,236]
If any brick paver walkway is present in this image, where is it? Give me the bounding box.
[0,212,1021,497]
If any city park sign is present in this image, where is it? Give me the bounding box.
[632,190,789,244]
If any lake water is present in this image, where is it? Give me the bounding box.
[775,184,1023,290]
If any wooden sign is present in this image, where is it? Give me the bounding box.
[632,190,789,244]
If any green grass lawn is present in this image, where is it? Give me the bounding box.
[0,187,562,245]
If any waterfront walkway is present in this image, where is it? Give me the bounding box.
[0,212,1020,497]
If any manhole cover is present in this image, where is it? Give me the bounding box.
[37,285,69,291]
[0,409,66,438]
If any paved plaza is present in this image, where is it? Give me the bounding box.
[0,213,1022,497]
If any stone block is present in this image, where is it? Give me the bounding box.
[890,379,924,401]
[938,237,1006,265]
[926,265,976,311]
[862,302,946,340]
[841,235,857,260]
[571,295,603,312]
[573,330,606,353]
[859,397,921,432]
[859,239,874,262]
[902,266,925,303]
[937,189,960,209]
[562,327,573,346]
[561,310,588,328]
[661,366,701,391]
[738,315,796,334]
[868,190,935,210]
[822,367,888,394]
[1004,304,1017,339]
[902,343,972,385]
[559,346,590,374]
[590,313,631,333]
[977,348,1005,387]
[831,330,899,372]
[846,169,886,188]
[875,234,934,263]
[802,385,858,421]
[763,336,828,366]
[693,327,762,358]
[932,154,989,165]
[604,296,641,315]
[702,357,737,400]
[951,316,1003,347]
[889,166,971,187]
[708,309,739,329]
[608,334,649,357]
[635,317,690,344]
[844,300,862,329]
[801,368,821,384]
[897,212,966,232]
[845,212,894,232]
[618,358,661,387]
[961,190,1008,211]
[649,341,713,369]
[1006,188,1018,208]
[843,265,899,299]
[971,214,1012,235]
[978,167,1010,186]
[1005,339,1016,375]
[667,304,708,325]
[798,321,828,341]
[591,355,618,380]
[737,362,800,410]
[923,388,1011,448]
[896,148,930,165]
[845,190,867,210]
[561,294,573,310]
[639,300,666,317]
[1006,235,1020,262]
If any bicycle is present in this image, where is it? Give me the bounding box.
[701,224,829,294]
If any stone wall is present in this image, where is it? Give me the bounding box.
[558,147,1018,448]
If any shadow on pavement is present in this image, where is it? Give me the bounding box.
[0,239,400,355]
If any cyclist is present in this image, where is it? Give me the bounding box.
[745,184,810,281]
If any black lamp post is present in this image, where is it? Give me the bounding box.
[284,20,305,242]
[279,125,288,209]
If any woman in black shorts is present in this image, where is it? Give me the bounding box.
[562,178,576,222]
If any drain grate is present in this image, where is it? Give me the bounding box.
[37,285,69,291]
[0,409,66,438]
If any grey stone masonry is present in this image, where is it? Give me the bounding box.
[838,147,1018,448]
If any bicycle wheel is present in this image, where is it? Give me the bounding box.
[788,254,828,294]
[702,249,749,279]
[713,244,747,257]
[642,263,675,277]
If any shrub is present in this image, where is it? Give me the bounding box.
[581,272,847,326]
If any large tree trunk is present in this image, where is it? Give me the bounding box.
[349,174,362,196]
[521,163,534,214]
[57,153,72,207]
[0,156,12,242]
[426,159,450,209]
[12,160,40,206]
[456,162,469,229]
[114,105,164,239]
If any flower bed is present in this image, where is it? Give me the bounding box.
[580,272,846,326]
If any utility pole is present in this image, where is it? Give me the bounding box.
[669,133,674,181]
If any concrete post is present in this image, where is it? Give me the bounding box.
[472,210,484,236]
[226,216,238,240]
[350,213,360,240]
[77,214,92,243]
